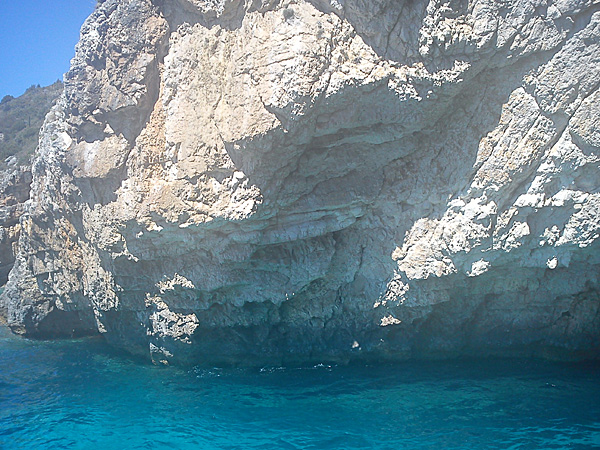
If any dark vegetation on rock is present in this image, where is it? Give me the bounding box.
[0,82,63,170]
[0,83,62,292]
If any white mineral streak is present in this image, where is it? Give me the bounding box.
[1,0,599,364]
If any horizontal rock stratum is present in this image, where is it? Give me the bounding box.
[1,0,599,365]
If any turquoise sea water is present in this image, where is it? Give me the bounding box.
[1,326,599,449]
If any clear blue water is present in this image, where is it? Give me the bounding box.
[1,326,600,449]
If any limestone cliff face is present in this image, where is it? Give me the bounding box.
[2,0,599,364]
[0,167,32,287]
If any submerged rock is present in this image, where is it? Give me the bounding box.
[1,0,599,364]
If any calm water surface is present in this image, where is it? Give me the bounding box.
[1,325,599,449]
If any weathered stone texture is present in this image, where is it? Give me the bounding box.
[0,167,32,288]
[1,0,599,364]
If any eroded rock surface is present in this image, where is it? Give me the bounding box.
[0,167,32,287]
[1,0,599,364]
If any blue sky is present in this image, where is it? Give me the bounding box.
[0,1,96,98]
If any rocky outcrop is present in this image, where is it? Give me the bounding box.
[1,0,599,364]
[0,167,32,286]
[0,82,63,298]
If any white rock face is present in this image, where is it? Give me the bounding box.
[1,0,599,365]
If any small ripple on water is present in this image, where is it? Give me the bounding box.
[0,329,599,449]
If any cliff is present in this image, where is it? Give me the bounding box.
[1,0,599,365]
[0,167,32,287]
[0,83,62,293]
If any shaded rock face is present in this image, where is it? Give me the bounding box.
[0,167,32,287]
[1,0,599,364]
